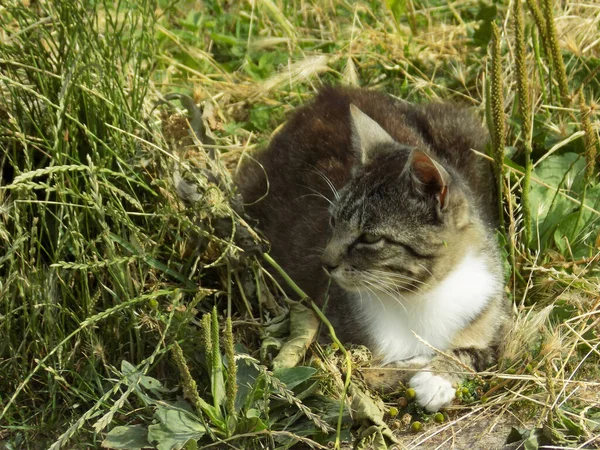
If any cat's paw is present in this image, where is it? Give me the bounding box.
[408,371,455,412]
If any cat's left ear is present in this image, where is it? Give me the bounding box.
[349,104,395,165]
[407,149,449,210]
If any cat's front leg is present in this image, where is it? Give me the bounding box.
[408,346,498,412]
[408,369,455,412]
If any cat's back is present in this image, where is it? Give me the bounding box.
[237,87,425,210]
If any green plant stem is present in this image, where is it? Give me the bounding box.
[525,0,549,55]
[531,26,548,105]
[262,253,351,450]
[262,253,306,300]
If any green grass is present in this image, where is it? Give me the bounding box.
[1,0,599,449]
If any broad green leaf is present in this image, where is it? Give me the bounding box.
[246,408,261,419]
[119,360,168,395]
[273,366,316,390]
[553,184,600,257]
[557,410,584,437]
[472,2,497,47]
[234,354,261,412]
[529,153,586,250]
[271,300,319,370]
[148,406,206,450]
[523,432,540,450]
[385,0,406,24]
[101,425,149,449]
[121,360,136,375]
[139,375,167,393]
[196,395,225,431]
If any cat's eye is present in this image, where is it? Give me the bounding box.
[358,233,382,244]
[329,216,336,229]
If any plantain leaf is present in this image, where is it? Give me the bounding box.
[147,406,206,450]
[101,425,149,449]
[273,366,316,390]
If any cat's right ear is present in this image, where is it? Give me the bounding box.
[349,104,395,165]
[407,149,449,210]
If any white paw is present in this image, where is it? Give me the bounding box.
[409,371,455,412]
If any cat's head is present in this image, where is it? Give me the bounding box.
[322,104,480,297]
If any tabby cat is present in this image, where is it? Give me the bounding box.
[236,87,510,412]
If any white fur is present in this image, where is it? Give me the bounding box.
[409,371,456,412]
[352,250,501,365]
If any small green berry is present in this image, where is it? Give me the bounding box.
[455,389,462,399]
[525,364,533,373]
[330,342,339,351]
[406,388,416,400]
[148,299,159,309]
[506,368,516,375]
[434,412,444,423]
[389,406,399,417]
[461,387,469,395]
[481,396,489,403]
[411,421,423,432]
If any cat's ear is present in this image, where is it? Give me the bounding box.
[349,104,395,165]
[407,149,449,209]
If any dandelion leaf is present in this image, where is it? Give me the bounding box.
[271,300,319,370]
[351,383,398,446]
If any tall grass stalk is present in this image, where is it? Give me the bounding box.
[574,90,598,234]
[513,0,533,246]
[489,23,506,230]
[540,0,569,104]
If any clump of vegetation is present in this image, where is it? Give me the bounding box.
[1,0,599,449]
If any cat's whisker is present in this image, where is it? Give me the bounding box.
[308,166,340,200]
[417,263,439,284]
[359,280,389,313]
[368,269,429,287]
[361,275,423,315]
[374,275,424,296]
[355,282,365,309]
[363,271,424,296]
[360,278,409,316]
[299,190,335,208]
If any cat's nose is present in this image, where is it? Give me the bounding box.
[321,248,340,274]
[322,262,338,275]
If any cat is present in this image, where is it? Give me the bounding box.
[236,86,510,412]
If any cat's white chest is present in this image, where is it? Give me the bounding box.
[354,251,500,365]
